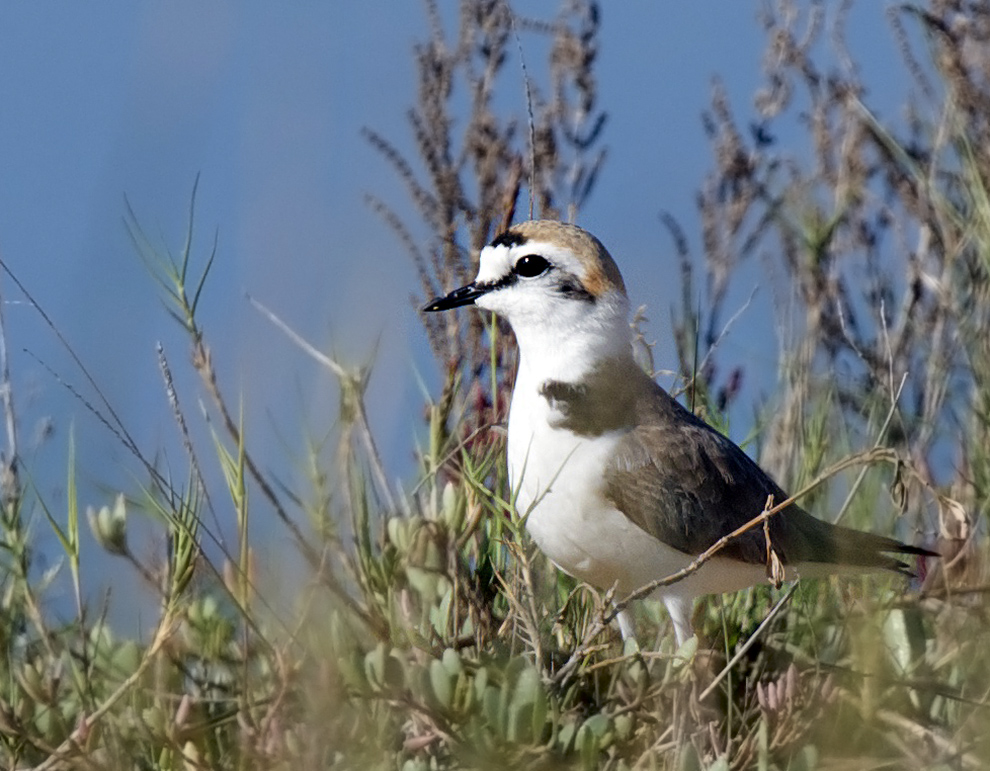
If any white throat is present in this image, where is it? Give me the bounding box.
[509,290,633,385]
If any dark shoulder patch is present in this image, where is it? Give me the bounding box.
[540,380,586,405]
[539,370,637,436]
[491,230,527,249]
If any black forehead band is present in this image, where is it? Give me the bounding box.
[490,231,527,249]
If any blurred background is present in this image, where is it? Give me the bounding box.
[0,2,914,618]
[6,4,990,767]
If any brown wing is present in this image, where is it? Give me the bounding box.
[602,379,926,571]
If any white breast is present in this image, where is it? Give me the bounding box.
[507,377,688,594]
[507,375,770,603]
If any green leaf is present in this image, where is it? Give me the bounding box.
[530,681,548,744]
[482,684,502,737]
[338,649,368,693]
[791,745,819,771]
[674,634,698,662]
[577,717,602,770]
[582,713,610,739]
[441,647,463,677]
[473,666,489,702]
[678,744,702,771]
[506,663,546,744]
[384,651,406,690]
[387,516,409,550]
[440,481,462,530]
[557,720,577,752]
[613,713,633,741]
[364,643,388,690]
[429,658,454,710]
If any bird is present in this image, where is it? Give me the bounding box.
[424,220,934,644]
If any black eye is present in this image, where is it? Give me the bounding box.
[513,254,550,278]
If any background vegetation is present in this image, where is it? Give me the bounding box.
[0,0,987,768]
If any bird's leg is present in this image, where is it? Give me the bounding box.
[615,607,636,640]
[663,595,695,647]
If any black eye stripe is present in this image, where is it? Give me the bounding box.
[513,254,551,278]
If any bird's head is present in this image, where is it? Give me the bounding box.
[424,221,630,356]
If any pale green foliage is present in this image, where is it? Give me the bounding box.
[0,2,989,770]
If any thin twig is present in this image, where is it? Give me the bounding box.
[247,294,397,513]
[156,342,222,542]
[697,581,799,701]
[553,446,905,688]
[696,285,758,377]
[506,2,537,220]
[832,372,908,525]
[0,258,146,469]
[0,270,19,468]
[612,447,900,616]
[32,617,179,771]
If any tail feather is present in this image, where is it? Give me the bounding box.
[783,510,937,576]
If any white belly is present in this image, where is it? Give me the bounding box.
[507,391,680,593]
[507,391,767,601]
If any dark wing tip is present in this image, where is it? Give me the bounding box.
[884,542,939,578]
[897,543,940,559]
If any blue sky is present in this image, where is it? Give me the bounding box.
[0,3,912,619]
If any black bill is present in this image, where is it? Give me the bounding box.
[423,282,489,312]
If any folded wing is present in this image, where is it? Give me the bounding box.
[602,381,930,572]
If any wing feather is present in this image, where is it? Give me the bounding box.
[602,379,925,571]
